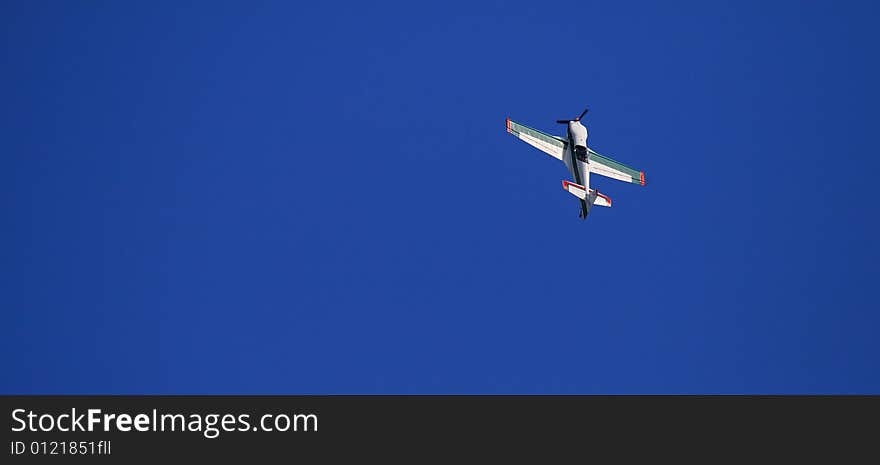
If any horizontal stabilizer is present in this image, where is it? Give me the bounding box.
[591,190,612,207]
[562,181,611,207]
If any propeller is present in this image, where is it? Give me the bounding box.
[556,107,589,124]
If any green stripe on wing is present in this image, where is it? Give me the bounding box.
[588,148,646,185]
[508,120,566,148]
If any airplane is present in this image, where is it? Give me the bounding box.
[506,107,646,219]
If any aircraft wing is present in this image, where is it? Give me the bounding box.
[588,148,646,186]
[506,118,566,161]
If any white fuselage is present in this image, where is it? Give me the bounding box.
[568,120,588,148]
[563,120,590,191]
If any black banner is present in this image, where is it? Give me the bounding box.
[2,396,878,461]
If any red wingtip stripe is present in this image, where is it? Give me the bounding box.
[562,180,585,191]
[639,171,645,186]
[506,117,510,132]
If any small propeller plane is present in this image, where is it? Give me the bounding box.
[506,107,646,219]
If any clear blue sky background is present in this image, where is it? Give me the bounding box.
[3,1,878,393]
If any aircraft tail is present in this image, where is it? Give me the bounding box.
[562,180,612,208]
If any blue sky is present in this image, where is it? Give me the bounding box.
[3,1,879,393]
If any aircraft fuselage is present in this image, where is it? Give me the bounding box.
[564,121,590,217]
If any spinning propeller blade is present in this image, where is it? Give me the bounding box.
[556,107,589,124]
